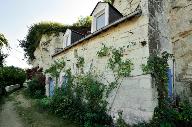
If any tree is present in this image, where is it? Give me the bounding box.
[73,16,92,27]
[0,33,8,47]
[0,33,8,66]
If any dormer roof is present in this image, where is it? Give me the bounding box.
[90,2,122,17]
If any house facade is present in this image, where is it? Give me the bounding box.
[31,0,192,124]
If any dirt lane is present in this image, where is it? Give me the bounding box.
[0,89,79,127]
[0,98,24,127]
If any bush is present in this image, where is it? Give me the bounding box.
[25,66,46,99]
[0,66,26,95]
[39,73,113,127]
[26,78,45,99]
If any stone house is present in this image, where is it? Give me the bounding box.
[32,0,192,124]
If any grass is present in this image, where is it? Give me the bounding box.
[12,88,79,127]
[0,96,5,110]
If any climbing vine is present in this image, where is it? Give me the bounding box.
[97,46,134,97]
[97,44,110,57]
[45,59,65,86]
[98,46,134,78]
[142,51,173,108]
[76,56,85,68]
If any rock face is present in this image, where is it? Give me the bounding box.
[169,0,192,99]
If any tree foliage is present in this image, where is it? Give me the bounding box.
[0,33,8,47]
[0,33,8,66]
[20,16,91,61]
[73,16,92,27]
[0,52,8,67]
[0,66,26,87]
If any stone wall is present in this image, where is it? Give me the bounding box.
[113,0,141,16]
[52,13,157,123]
[5,84,20,93]
[148,0,173,54]
[169,0,192,99]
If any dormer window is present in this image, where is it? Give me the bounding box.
[91,2,123,33]
[63,29,85,48]
[96,12,105,30]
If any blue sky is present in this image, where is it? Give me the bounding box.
[0,0,100,68]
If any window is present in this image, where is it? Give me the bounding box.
[65,36,70,47]
[96,13,105,30]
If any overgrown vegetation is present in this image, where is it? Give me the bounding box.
[0,66,26,104]
[26,67,46,99]
[97,46,133,97]
[25,46,192,127]
[97,44,110,57]
[45,60,65,86]
[36,46,134,126]
[26,78,45,99]
[0,66,26,88]
[0,33,8,67]
[39,70,113,127]
[0,33,8,47]
[76,56,85,68]
[142,51,173,108]
[114,52,192,127]
[20,16,91,61]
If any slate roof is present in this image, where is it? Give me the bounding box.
[52,9,142,57]
[90,2,123,17]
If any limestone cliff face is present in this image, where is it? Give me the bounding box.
[113,0,141,16]
[32,32,64,71]
[169,0,192,99]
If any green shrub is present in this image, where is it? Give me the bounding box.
[39,73,113,127]
[26,78,45,99]
[0,66,26,87]
[37,97,52,111]
[0,66,26,95]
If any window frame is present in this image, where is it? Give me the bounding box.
[91,4,110,33]
[96,12,105,30]
[63,29,72,48]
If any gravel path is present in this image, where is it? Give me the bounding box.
[0,99,24,127]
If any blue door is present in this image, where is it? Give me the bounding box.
[49,78,54,97]
[167,69,173,97]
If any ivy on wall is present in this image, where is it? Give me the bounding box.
[45,60,66,86]
[97,44,111,57]
[97,45,134,97]
[142,51,173,108]
[20,17,91,61]
[76,56,85,69]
